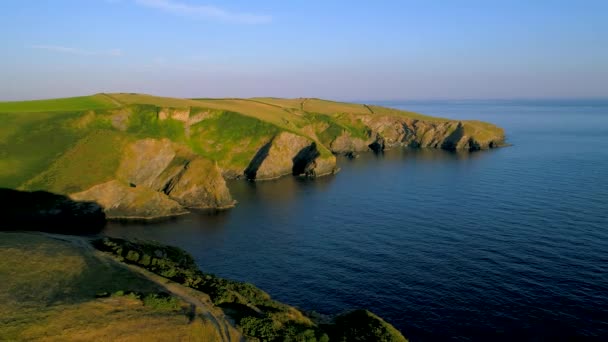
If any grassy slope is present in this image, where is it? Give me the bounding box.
[0,232,225,341]
[0,93,503,191]
[188,110,280,169]
[0,111,88,188]
[0,94,118,113]
[23,130,129,193]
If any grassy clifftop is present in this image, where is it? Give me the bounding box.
[0,232,242,341]
[0,93,505,219]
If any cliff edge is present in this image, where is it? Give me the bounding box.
[0,94,505,219]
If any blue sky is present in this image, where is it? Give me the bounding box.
[1,0,607,100]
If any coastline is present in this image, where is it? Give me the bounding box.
[0,231,408,341]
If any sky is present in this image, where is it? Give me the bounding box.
[1,0,607,101]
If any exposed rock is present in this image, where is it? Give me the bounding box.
[329,131,371,153]
[110,109,130,131]
[245,132,337,180]
[344,151,359,159]
[116,138,176,189]
[158,107,190,122]
[164,158,235,209]
[70,136,236,219]
[292,143,337,177]
[352,115,505,153]
[70,180,188,220]
[368,136,385,152]
[309,154,338,177]
[115,139,235,212]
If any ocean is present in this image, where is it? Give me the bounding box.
[105,99,608,340]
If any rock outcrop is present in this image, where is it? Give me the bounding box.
[163,158,234,209]
[325,115,505,154]
[330,131,371,154]
[245,132,337,180]
[71,180,188,220]
[71,138,235,219]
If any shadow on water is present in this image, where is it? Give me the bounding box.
[0,188,106,234]
[337,147,491,172]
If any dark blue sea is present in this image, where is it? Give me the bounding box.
[105,99,608,341]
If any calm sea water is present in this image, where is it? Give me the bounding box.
[105,99,608,341]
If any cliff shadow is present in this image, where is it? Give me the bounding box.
[292,143,320,176]
[244,140,273,180]
[0,188,106,234]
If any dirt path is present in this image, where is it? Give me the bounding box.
[99,93,124,107]
[45,234,244,342]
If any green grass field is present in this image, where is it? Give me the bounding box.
[0,94,118,113]
[22,130,129,193]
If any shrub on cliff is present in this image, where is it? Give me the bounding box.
[92,237,406,342]
[325,309,407,342]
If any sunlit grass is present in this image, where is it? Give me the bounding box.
[0,94,117,113]
[0,232,225,341]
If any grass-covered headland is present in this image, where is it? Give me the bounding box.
[0,93,506,220]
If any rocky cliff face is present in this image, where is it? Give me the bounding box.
[70,180,188,220]
[325,115,505,154]
[70,138,234,220]
[245,132,338,180]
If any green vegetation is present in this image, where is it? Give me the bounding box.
[303,112,369,146]
[22,130,129,193]
[125,104,187,141]
[189,110,281,170]
[94,237,327,341]
[0,110,88,188]
[326,310,407,342]
[93,237,407,342]
[0,94,118,113]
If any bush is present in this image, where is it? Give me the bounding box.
[142,293,181,311]
[239,316,279,341]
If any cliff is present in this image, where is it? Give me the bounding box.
[0,94,505,219]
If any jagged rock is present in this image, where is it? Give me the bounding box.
[246,132,310,180]
[369,136,385,152]
[116,138,176,189]
[115,139,235,212]
[344,151,359,159]
[292,143,338,177]
[245,132,337,180]
[70,180,188,220]
[353,115,504,153]
[164,158,235,209]
[330,131,371,153]
[71,137,235,219]
[158,107,190,122]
